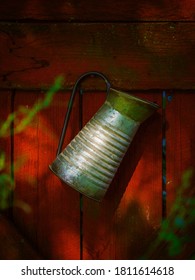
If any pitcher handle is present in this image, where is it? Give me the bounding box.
[56,71,111,155]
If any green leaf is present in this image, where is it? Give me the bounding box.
[0,152,5,171]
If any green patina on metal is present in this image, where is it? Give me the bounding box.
[50,75,159,201]
[107,88,159,122]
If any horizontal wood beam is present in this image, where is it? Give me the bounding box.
[0,22,195,90]
[0,0,195,21]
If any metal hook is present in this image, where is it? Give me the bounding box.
[56,71,111,155]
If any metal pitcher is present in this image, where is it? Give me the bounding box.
[49,72,159,201]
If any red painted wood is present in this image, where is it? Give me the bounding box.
[166,92,195,259]
[0,91,11,150]
[82,92,162,259]
[0,215,41,259]
[166,92,195,214]
[13,91,81,259]
[144,92,195,259]
[0,91,12,215]
[0,91,11,163]
[0,0,194,21]
[0,23,195,90]
[13,92,39,246]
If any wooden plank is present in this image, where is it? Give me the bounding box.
[144,92,195,259]
[0,91,12,215]
[82,91,162,259]
[0,0,194,21]
[0,214,41,259]
[0,91,11,168]
[13,90,81,259]
[166,92,195,213]
[165,92,195,259]
[0,23,195,90]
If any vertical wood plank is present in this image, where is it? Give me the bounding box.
[165,92,195,259]
[0,215,41,259]
[166,92,195,212]
[111,92,162,260]
[0,91,12,215]
[13,91,81,259]
[37,91,81,259]
[13,92,39,247]
[0,91,12,168]
[82,92,162,259]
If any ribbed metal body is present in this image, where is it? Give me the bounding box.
[50,88,159,201]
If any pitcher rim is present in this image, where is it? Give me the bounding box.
[110,88,160,110]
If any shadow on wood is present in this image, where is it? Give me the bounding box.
[104,111,162,211]
[0,214,41,260]
[83,109,162,259]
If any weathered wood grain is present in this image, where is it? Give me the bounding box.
[143,92,195,259]
[166,92,195,214]
[0,0,194,21]
[0,91,11,164]
[82,92,162,259]
[0,23,195,90]
[0,91,12,216]
[13,90,81,259]
[0,214,41,259]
